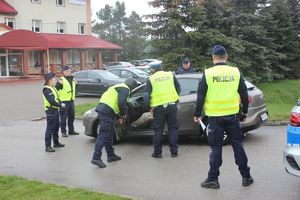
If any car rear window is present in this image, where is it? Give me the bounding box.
[178,78,199,96]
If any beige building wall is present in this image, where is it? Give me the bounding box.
[5,0,91,35]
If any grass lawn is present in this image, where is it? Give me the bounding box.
[75,79,300,121]
[0,175,131,200]
[75,101,98,118]
[257,79,300,121]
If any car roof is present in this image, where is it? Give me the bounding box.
[175,73,203,79]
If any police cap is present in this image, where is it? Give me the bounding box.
[212,45,227,56]
[44,72,55,81]
[124,78,138,91]
[149,61,162,71]
[182,57,190,64]
[62,65,71,71]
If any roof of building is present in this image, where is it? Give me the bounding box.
[0,30,123,50]
[0,0,17,15]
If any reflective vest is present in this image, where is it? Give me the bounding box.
[59,77,76,101]
[43,85,60,111]
[204,65,240,116]
[99,83,130,114]
[149,71,179,107]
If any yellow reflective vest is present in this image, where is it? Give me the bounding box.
[149,71,179,107]
[204,65,240,116]
[43,85,60,111]
[59,77,76,101]
[99,83,130,114]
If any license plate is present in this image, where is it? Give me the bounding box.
[260,113,268,121]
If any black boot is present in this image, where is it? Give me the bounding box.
[107,154,121,162]
[54,142,65,148]
[68,130,79,135]
[201,179,220,189]
[91,159,106,168]
[45,146,55,152]
[242,176,254,186]
[62,132,68,137]
[151,153,162,158]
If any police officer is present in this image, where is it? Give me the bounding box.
[56,66,79,137]
[144,62,181,158]
[175,57,196,74]
[91,78,138,168]
[43,73,65,152]
[194,45,253,189]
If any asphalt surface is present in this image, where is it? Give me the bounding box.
[1,80,300,200]
[0,80,96,123]
[0,119,299,200]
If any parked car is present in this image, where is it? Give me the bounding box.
[83,73,268,144]
[106,62,135,69]
[135,65,151,75]
[73,70,124,96]
[108,68,148,83]
[283,101,300,177]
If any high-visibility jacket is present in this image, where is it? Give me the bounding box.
[59,77,76,101]
[204,65,240,116]
[149,71,179,107]
[43,85,60,111]
[99,83,130,114]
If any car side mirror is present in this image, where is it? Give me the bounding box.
[96,78,101,83]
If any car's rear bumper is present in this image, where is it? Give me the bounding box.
[283,145,300,177]
[241,105,268,132]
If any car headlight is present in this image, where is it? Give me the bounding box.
[83,110,93,118]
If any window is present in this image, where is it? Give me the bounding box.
[57,21,66,34]
[88,72,99,80]
[109,70,120,77]
[32,20,42,32]
[31,0,41,3]
[177,78,199,96]
[4,18,15,29]
[78,23,86,35]
[120,70,134,78]
[56,0,65,6]
[74,72,87,80]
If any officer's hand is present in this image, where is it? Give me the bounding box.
[74,79,78,84]
[150,108,154,113]
[194,116,202,124]
[118,116,125,125]
[240,113,247,122]
[61,103,66,108]
[59,79,63,84]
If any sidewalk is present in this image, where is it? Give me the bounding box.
[0,76,43,84]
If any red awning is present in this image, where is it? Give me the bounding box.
[0,30,48,50]
[41,33,123,50]
[0,0,17,15]
[0,30,123,50]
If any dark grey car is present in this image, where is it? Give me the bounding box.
[73,70,124,96]
[108,68,148,83]
[83,73,268,144]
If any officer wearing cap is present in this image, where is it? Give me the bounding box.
[175,57,196,74]
[144,62,181,158]
[91,78,138,168]
[43,73,65,152]
[194,45,253,189]
[55,66,79,137]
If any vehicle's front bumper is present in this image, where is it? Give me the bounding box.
[283,145,300,177]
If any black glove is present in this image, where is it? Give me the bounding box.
[240,113,247,121]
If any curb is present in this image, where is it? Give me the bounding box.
[264,121,289,126]
[0,76,43,84]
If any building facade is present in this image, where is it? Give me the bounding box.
[0,0,121,77]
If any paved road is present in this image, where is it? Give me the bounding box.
[0,80,97,123]
[0,119,299,200]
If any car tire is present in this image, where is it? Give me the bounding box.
[92,120,119,145]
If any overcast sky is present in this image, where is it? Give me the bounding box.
[91,0,160,20]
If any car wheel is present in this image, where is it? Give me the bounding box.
[92,120,119,145]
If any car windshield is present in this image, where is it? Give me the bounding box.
[130,68,148,77]
[95,70,119,79]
